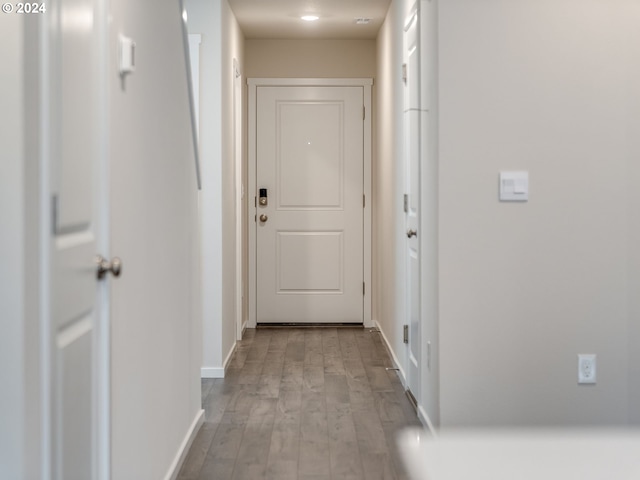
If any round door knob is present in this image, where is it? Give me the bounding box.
[259,214,268,223]
[96,255,123,280]
[407,229,417,238]
[110,257,122,277]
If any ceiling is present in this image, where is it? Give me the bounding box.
[226,0,392,39]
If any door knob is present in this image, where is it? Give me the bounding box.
[95,255,122,280]
[407,229,417,238]
[259,214,268,223]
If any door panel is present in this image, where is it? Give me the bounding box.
[278,103,343,209]
[277,231,343,292]
[58,321,93,479]
[256,86,363,324]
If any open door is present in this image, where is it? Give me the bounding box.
[404,4,422,406]
[48,0,110,477]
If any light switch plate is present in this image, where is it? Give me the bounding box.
[119,35,136,75]
[500,171,529,202]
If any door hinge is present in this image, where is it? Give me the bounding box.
[254,196,257,207]
[403,324,409,344]
[402,63,408,85]
[403,194,408,213]
[363,194,366,208]
[254,214,257,223]
[51,194,59,235]
[363,105,366,120]
[363,282,366,295]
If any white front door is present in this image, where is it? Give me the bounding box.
[49,0,106,477]
[255,86,364,324]
[404,6,422,403]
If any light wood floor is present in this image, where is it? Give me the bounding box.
[177,327,423,480]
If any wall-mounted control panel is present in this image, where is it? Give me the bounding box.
[259,188,268,206]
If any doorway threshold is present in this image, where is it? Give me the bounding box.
[256,322,364,329]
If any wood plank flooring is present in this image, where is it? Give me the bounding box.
[177,327,423,480]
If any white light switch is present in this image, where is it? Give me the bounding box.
[500,171,529,202]
[119,35,136,75]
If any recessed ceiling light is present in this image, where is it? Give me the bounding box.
[301,15,319,22]
[355,17,371,25]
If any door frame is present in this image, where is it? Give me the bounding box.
[247,78,373,328]
[233,58,243,339]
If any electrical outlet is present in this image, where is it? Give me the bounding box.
[578,354,597,384]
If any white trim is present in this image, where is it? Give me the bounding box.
[363,82,373,329]
[163,409,205,480]
[38,10,53,477]
[223,341,237,372]
[376,320,437,435]
[375,320,408,387]
[248,78,373,328]
[248,78,373,87]
[233,58,243,341]
[187,34,202,135]
[417,405,438,438]
[241,320,248,338]
[95,1,111,478]
[248,82,257,328]
[201,340,237,378]
[200,367,225,379]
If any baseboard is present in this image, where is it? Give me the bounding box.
[200,341,239,379]
[200,366,224,378]
[375,321,439,435]
[417,404,439,439]
[163,408,204,480]
[374,320,408,386]
[223,342,237,374]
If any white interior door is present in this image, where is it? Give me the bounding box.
[404,7,422,403]
[49,0,105,477]
[255,86,364,324]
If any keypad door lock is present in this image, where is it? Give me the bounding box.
[259,188,268,206]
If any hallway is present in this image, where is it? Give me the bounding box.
[177,327,422,480]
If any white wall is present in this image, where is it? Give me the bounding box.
[245,39,376,78]
[438,0,638,426]
[0,14,26,479]
[0,15,42,479]
[108,0,202,477]
[628,2,640,425]
[186,0,244,376]
[376,0,640,430]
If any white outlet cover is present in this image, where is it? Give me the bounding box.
[578,354,597,384]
